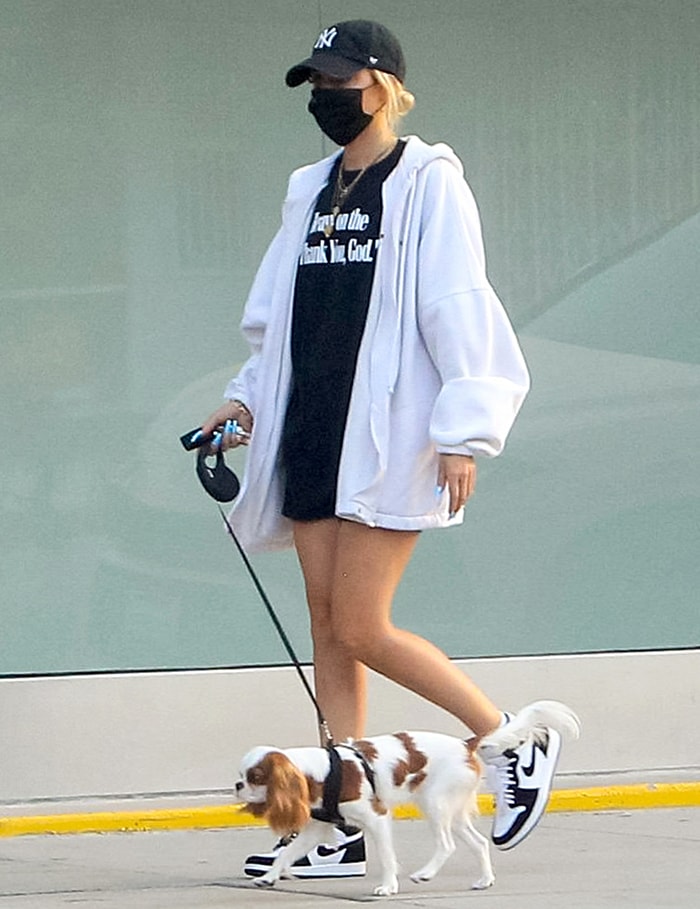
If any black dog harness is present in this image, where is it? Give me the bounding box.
[310,744,377,824]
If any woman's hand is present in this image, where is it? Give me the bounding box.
[437,453,476,516]
[200,400,254,452]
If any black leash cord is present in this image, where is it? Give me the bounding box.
[216,505,334,746]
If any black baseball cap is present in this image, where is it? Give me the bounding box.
[285,20,406,87]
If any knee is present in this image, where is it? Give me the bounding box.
[332,618,385,664]
[308,599,360,657]
[311,611,363,660]
[309,597,388,664]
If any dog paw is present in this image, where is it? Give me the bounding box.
[410,869,435,883]
[253,876,275,888]
[471,874,495,890]
[373,878,399,896]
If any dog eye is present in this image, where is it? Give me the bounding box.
[247,767,264,785]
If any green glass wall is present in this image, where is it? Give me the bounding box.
[2,0,698,674]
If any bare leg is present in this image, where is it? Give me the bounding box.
[293,519,367,742]
[330,521,502,735]
[294,518,501,741]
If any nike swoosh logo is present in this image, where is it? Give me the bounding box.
[520,744,540,778]
[316,845,346,859]
[521,736,548,777]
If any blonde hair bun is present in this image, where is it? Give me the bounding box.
[373,70,415,131]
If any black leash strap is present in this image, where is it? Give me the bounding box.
[216,505,334,746]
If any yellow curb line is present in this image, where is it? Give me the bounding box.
[1,782,698,838]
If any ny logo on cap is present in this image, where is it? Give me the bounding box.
[314,26,337,49]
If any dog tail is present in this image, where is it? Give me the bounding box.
[478,700,581,754]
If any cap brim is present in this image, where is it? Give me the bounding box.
[285,54,363,87]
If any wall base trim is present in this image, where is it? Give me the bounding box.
[1,649,698,803]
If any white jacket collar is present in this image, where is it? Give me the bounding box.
[288,135,464,200]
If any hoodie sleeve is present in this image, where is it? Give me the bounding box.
[416,158,530,457]
[222,225,286,411]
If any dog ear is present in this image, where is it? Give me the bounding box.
[262,752,311,835]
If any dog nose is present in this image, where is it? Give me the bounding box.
[235,781,244,793]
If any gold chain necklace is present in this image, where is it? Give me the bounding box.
[324,141,397,238]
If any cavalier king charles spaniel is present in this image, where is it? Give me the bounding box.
[236,700,580,896]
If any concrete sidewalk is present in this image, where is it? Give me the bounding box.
[1,807,698,907]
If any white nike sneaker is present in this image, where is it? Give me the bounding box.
[481,726,562,850]
[243,826,366,878]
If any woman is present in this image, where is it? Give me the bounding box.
[201,20,560,876]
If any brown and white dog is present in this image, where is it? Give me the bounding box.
[236,700,580,897]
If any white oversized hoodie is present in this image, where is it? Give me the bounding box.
[223,136,530,552]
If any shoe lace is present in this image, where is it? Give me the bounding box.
[488,750,519,808]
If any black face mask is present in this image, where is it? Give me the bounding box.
[307,88,373,146]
